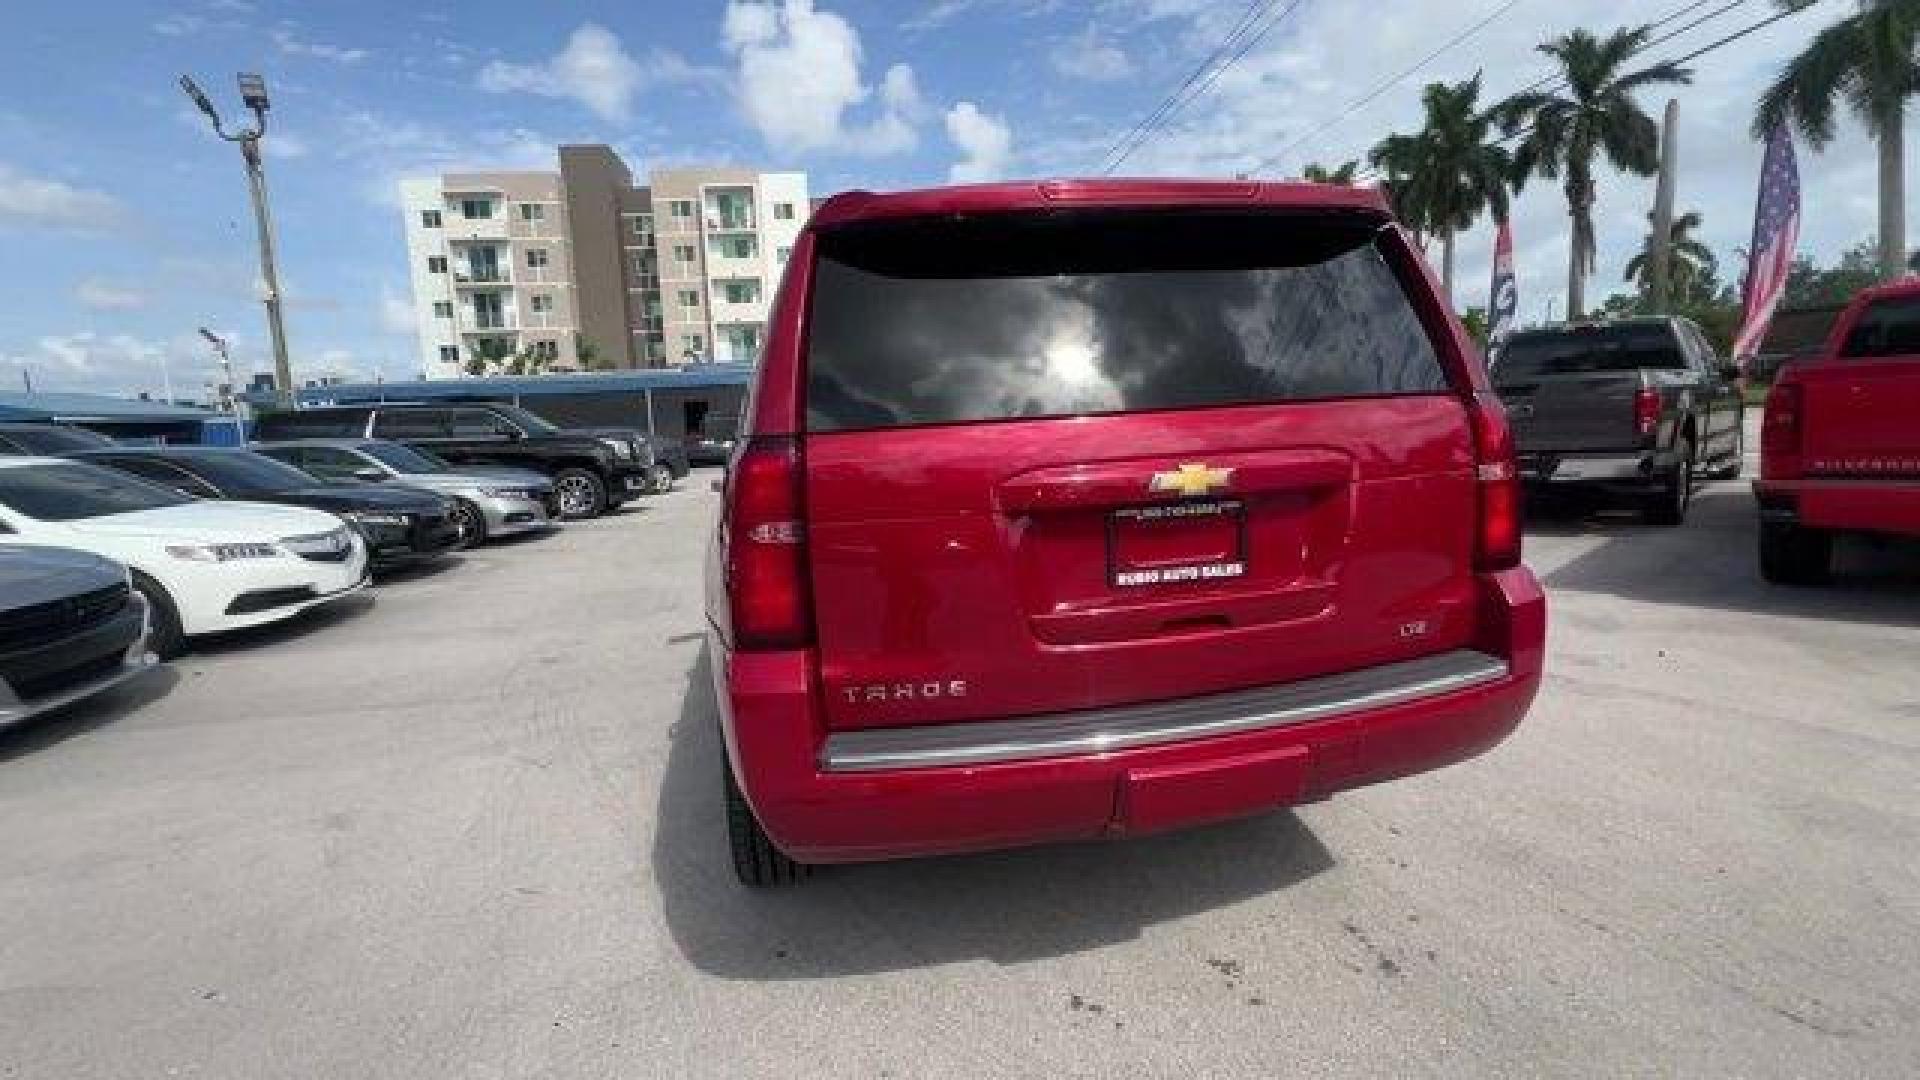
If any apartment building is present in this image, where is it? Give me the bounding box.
[400,147,808,378]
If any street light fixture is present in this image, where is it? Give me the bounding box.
[180,70,293,404]
[198,326,239,416]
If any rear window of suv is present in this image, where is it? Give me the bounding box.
[1841,296,1920,358]
[803,210,1447,432]
[1494,325,1686,384]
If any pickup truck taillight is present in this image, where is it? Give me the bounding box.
[1468,393,1522,573]
[1762,382,1803,457]
[724,436,813,650]
[1633,386,1661,437]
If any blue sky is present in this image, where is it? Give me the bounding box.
[0,0,1893,398]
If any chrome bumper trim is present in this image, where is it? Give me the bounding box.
[820,650,1509,773]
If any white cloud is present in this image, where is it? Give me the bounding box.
[270,26,369,65]
[722,0,923,156]
[1025,0,1875,319]
[904,0,1062,32]
[479,23,711,124]
[74,279,149,311]
[945,101,1014,183]
[0,163,124,232]
[6,333,196,398]
[1052,25,1134,81]
[264,132,309,160]
[152,14,204,36]
[380,286,416,334]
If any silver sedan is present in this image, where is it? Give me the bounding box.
[252,439,558,546]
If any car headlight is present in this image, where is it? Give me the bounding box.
[166,542,281,562]
[599,437,634,460]
[477,487,539,499]
[347,512,409,527]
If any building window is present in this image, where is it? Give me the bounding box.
[438,346,459,365]
[677,289,700,309]
[631,215,653,237]
[718,278,763,305]
[773,202,795,220]
[711,234,759,260]
[680,333,705,357]
[420,209,442,228]
[776,246,792,264]
[531,339,558,362]
[672,243,696,264]
[432,301,453,318]
[519,203,544,221]
[527,248,549,269]
[668,199,695,219]
[427,255,448,274]
[461,198,493,220]
[531,294,553,313]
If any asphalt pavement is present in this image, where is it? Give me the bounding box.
[3,449,1918,1078]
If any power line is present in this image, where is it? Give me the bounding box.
[1104,0,1312,174]
[1098,0,1272,174]
[1493,0,1826,149]
[1248,0,1530,175]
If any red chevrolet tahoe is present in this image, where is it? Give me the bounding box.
[706,180,1546,885]
[1757,278,1920,585]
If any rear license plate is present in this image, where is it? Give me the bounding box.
[1109,499,1247,587]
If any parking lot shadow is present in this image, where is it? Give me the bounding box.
[0,664,180,761]
[1539,485,1920,629]
[652,649,1334,981]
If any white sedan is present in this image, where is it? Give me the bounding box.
[0,457,368,658]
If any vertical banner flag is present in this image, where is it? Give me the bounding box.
[1732,124,1802,365]
[1488,217,1518,348]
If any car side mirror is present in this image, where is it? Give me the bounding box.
[353,467,387,482]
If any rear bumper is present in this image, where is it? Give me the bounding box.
[1753,478,1920,537]
[714,567,1545,864]
[1518,451,1663,486]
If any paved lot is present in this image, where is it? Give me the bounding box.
[4,457,1919,1078]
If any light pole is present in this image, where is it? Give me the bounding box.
[198,326,237,415]
[180,71,293,403]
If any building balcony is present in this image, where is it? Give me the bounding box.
[452,272,511,288]
[704,216,757,232]
[444,217,509,241]
[460,315,519,333]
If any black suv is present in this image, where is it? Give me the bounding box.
[0,423,116,455]
[252,403,651,519]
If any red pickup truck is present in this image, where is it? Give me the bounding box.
[1756,278,1920,584]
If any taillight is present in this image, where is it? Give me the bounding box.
[1633,386,1660,437]
[1467,393,1522,573]
[1762,382,1803,458]
[725,436,812,650]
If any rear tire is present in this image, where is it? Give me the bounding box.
[1759,522,1833,586]
[1643,438,1694,527]
[131,571,185,661]
[552,468,606,520]
[1710,424,1745,481]
[724,752,808,887]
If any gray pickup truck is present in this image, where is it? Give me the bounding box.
[1490,318,1745,526]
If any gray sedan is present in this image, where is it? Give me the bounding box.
[253,439,558,546]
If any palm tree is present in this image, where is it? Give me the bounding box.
[1497,26,1692,318]
[1756,0,1918,282]
[1369,75,1511,303]
[1367,134,1431,239]
[1624,211,1718,300]
[1301,160,1360,184]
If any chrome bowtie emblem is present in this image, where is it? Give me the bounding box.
[1149,462,1234,498]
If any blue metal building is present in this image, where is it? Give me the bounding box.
[0,392,228,444]
[287,366,755,443]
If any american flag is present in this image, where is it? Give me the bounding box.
[1487,218,1518,347]
[1733,124,1801,363]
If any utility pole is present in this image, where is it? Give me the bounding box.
[180,72,293,403]
[1648,98,1681,316]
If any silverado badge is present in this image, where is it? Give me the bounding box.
[1149,462,1234,498]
